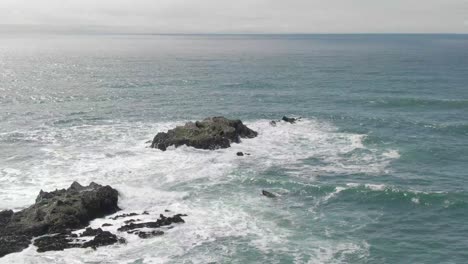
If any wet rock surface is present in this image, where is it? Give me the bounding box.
[151,116,258,151]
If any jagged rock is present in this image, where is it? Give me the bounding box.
[151,117,257,151]
[102,223,112,227]
[236,152,244,156]
[0,182,120,257]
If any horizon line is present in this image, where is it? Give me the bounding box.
[0,24,467,35]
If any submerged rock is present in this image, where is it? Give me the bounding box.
[82,230,119,249]
[0,182,120,257]
[136,230,164,239]
[110,213,139,220]
[236,152,244,156]
[282,116,300,124]
[118,214,186,233]
[33,228,122,252]
[151,117,258,151]
[262,190,277,198]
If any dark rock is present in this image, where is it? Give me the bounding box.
[269,120,277,126]
[110,213,139,220]
[151,117,257,151]
[282,116,300,124]
[0,182,120,257]
[137,230,164,239]
[124,219,140,224]
[0,210,13,227]
[0,235,31,257]
[34,230,121,253]
[80,227,103,237]
[82,231,118,249]
[118,214,186,233]
[102,223,112,227]
[34,234,77,252]
[236,152,244,156]
[142,211,150,215]
[262,190,277,198]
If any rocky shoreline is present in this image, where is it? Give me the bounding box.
[0,116,297,258]
[0,182,187,257]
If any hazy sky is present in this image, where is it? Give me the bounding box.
[1,0,467,33]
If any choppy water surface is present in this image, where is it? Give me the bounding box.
[0,34,467,263]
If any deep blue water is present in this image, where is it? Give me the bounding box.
[0,34,467,263]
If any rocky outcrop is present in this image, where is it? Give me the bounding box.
[0,182,120,257]
[151,117,257,151]
[0,184,188,258]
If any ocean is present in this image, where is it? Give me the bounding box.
[0,34,467,263]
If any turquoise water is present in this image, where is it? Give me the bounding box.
[0,34,467,263]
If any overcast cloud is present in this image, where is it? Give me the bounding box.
[0,0,467,33]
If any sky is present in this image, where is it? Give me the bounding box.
[0,0,467,33]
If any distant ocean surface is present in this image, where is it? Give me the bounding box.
[0,34,467,263]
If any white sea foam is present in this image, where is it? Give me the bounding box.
[364,184,387,191]
[0,118,397,263]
